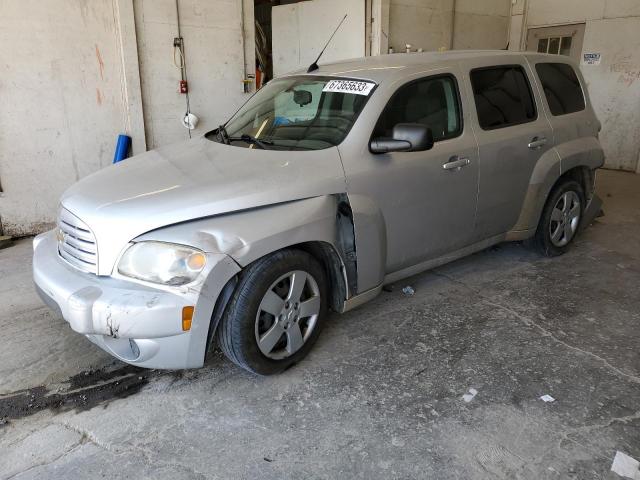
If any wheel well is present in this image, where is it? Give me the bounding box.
[557,166,595,202]
[288,241,348,313]
[205,274,238,357]
[205,195,357,355]
[205,240,348,357]
[522,166,596,240]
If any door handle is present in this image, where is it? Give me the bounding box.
[443,156,470,171]
[528,136,548,149]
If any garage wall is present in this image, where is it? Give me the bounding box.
[509,0,640,173]
[386,0,510,53]
[452,0,510,50]
[0,0,255,236]
[134,0,255,149]
[0,0,137,236]
[388,0,453,52]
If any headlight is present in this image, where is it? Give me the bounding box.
[118,242,207,286]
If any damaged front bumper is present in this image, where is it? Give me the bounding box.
[33,231,239,369]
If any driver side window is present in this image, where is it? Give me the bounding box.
[373,75,462,142]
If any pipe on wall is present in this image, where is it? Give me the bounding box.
[449,0,456,49]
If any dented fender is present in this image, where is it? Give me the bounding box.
[135,195,354,301]
[136,196,345,264]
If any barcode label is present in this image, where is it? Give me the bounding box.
[322,80,376,96]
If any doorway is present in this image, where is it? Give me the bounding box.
[254,0,366,86]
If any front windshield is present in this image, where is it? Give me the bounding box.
[210,76,376,150]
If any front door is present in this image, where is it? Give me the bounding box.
[346,72,480,275]
[461,58,554,239]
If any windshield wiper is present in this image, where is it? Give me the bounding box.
[218,124,230,145]
[228,134,274,150]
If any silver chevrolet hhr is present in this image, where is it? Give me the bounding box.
[34,51,604,375]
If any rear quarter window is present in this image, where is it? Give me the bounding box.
[470,66,537,130]
[535,62,585,116]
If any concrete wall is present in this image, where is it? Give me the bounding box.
[0,0,138,236]
[0,0,255,236]
[370,0,391,55]
[386,0,510,53]
[452,0,510,50]
[134,0,255,149]
[388,0,453,52]
[509,0,640,172]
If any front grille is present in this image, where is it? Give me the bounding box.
[57,209,98,274]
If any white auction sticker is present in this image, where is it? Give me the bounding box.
[323,79,376,96]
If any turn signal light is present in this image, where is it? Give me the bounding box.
[182,306,194,331]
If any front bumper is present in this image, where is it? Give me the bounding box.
[33,231,240,369]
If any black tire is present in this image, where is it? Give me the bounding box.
[216,249,328,375]
[530,179,584,257]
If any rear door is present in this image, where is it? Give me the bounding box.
[461,58,553,239]
[531,60,598,145]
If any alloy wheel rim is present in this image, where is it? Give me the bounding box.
[255,270,321,360]
[549,190,581,247]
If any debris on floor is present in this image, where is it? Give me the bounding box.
[540,394,555,403]
[462,388,478,403]
[402,286,415,296]
[0,365,151,422]
[611,451,640,479]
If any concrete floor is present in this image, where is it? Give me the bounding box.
[1,169,639,479]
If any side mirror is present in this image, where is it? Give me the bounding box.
[370,123,434,154]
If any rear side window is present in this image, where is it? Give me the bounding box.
[470,66,537,130]
[535,63,585,115]
[373,75,462,142]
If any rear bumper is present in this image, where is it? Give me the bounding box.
[33,231,240,369]
[579,193,603,232]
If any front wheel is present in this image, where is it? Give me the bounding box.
[216,249,328,375]
[530,179,584,256]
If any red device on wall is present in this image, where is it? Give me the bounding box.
[179,80,188,94]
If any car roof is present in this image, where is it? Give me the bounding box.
[283,50,573,84]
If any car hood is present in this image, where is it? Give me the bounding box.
[61,137,346,274]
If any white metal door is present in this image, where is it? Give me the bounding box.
[272,0,365,77]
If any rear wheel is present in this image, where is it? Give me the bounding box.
[530,179,584,256]
[216,249,327,375]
